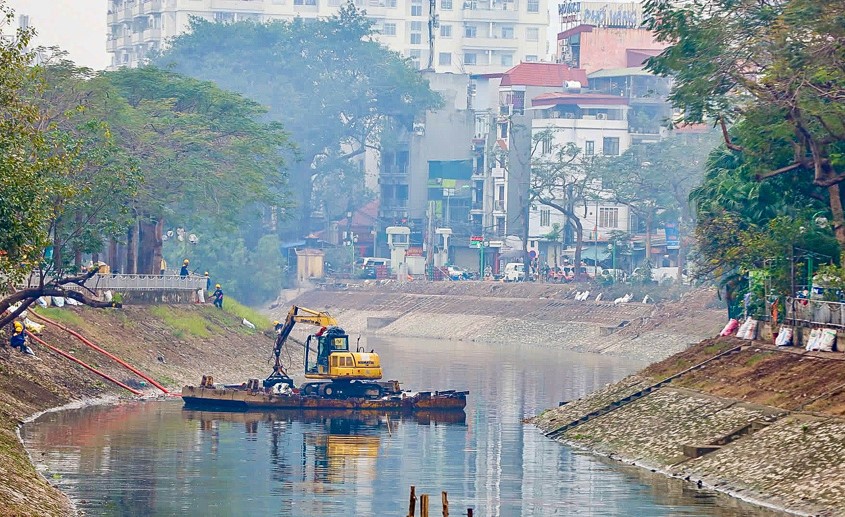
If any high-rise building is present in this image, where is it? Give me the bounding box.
[106,0,549,72]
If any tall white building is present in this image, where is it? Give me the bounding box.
[107,0,549,72]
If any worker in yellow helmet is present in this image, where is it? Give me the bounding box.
[10,321,35,356]
[273,320,283,334]
[212,283,224,309]
[180,259,190,277]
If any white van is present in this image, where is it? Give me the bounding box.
[503,262,525,282]
[360,257,391,269]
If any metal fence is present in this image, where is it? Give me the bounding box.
[783,297,845,328]
[25,273,207,292]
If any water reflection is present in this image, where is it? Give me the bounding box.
[24,337,785,516]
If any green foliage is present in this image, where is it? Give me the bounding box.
[155,4,442,232]
[36,307,85,327]
[149,305,214,338]
[220,298,272,331]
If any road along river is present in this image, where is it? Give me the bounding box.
[24,336,783,516]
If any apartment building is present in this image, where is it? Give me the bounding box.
[106,0,550,73]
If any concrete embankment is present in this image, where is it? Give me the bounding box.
[533,338,845,516]
[275,282,725,362]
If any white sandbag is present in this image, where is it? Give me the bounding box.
[736,319,752,339]
[775,327,793,347]
[742,319,758,340]
[103,290,113,302]
[242,318,256,329]
[196,289,205,303]
[65,297,81,306]
[52,296,65,307]
[36,297,48,308]
[806,328,822,351]
[819,329,837,352]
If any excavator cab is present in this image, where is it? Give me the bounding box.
[306,326,350,375]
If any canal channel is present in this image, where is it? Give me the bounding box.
[24,336,784,516]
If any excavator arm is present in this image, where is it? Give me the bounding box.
[270,306,337,381]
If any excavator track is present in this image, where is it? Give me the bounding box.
[301,380,399,400]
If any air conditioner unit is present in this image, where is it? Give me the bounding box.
[596,113,607,120]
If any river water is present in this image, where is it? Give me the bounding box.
[24,337,783,516]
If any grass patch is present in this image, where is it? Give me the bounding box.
[745,352,767,367]
[221,298,272,330]
[149,306,212,338]
[34,307,85,327]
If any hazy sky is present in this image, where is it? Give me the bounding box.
[7,0,110,70]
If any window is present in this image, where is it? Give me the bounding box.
[526,27,538,41]
[410,33,422,44]
[525,54,538,62]
[602,137,620,156]
[501,54,513,67]
[409,49,421,67]
[464,52,477,65]
[501,26,514,39]
[411,21,423,31]
[411,4,423,15]
[599,207,619,228]
[439,52,451,65]
[540,209,551,227]
[440,24,452,37]
[584,140,594,155]
[383,22,396,35]
[541,133,552,154]
[294,0,317,4]
[527,0,539,12]
[441,0,452,8]
[499,120,508,137]
[464,24,477,38]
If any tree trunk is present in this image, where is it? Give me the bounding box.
[126,218,138,274]
[108,239,118,269]
[572,217,584,278]
[828,183,845,265]
[52,218,63,274]
[645,212,653,267]
[138,216,164,275]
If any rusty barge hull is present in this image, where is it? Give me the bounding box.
[181,385,467,412]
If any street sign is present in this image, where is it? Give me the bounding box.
[470,235,483,248]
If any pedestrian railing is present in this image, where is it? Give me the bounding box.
[783,297,845,328]
[25,273,206,292]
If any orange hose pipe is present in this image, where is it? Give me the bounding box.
[29,310,170,394]
[26,332,142,396]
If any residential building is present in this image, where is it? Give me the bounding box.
[106,0,549,73]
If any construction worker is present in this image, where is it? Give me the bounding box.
[9,321,35,356]
[180,259,190,277]
[160,257,167,276]
[273,320,283,334]
[204,272,211,292]
[212,284,224,309]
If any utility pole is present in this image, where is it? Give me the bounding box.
[426,0,437,70]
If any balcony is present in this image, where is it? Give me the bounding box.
[462,36,520,50]
[144,0,163,13]
[132,31,144,45]
[143,28,162,43]
[107,37,118,53]
[211,0,265,10]
[461,7,520,21]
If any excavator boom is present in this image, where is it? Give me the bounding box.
[272,306,337,376]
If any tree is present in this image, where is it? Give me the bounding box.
[100,67,291,274]
[0,6,124,329]
[645,0,845,257]
[154,4,441,236]
[528,131,598,276]
[598,130,719,273]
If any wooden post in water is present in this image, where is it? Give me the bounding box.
[420,494,429,517]
[467,509,473,517]
[441,491,448,516]
[408,485,416,516]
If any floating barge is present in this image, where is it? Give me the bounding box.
[181,377,468,412]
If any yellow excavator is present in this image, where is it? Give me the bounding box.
[264,306,395,399]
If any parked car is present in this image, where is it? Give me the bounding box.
[503,262,526,282]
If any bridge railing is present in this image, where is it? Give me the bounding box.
[24,273,207,292]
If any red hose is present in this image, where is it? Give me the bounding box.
[29,310,170,394]
[26,331,142,396]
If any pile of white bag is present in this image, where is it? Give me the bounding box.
[806,328,837,352]
[736,318,759,340]
[775,327,793,347]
